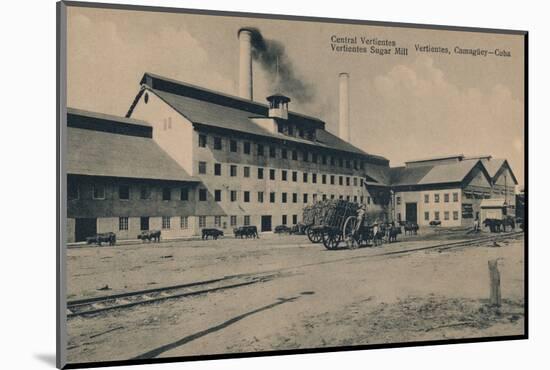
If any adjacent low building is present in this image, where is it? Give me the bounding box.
[66,108,198,242]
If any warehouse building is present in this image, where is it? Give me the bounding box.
[66,108,199,242]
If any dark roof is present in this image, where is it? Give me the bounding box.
[68,107,152,138]
[128,72,389,164]
[67,126,196,183]
[390,160,488,187]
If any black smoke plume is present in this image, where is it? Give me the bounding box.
[247,28,315,104]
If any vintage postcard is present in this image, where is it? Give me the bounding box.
[57,1,527,368]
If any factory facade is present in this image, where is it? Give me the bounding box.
[65,28,519,242]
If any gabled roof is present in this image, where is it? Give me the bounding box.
[481,158,518,184]
[67,109,196,183]
[389,159,490,187]
[127,72,389,164]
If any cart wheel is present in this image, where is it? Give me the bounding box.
[307,227,322,243]
[322,230,340,250]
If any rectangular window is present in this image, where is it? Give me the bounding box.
[230,190,237,202]
[292,193,298,203]
[312,173,317,183]
[198,161,207,174]
[244,166,250,178]
[323,194,328,201]
[282,215,287,225]
[453,192,459,202]
[257,168,264,179]
[352,195,357,203]
[198,134,207,148]
[162,216,171,229]
[269,169,275,180]
[331,194,335,199]
[292,215,298,224]
[269,146,276,157]
[444,193,450,203]
[181,216,189,229]
[346,160,351,169]
[353,177,358,187]
[302,151,308,162]
[282,192,287,203]
[230,139,238,152]
[162,187,171,201]
[435,211,440,221]
[244,216,250,226]
[244,142,251,154]
[396,196,401,205]
[139,186,150,200]
[322,174,327,184]
[199,216,206,228]
[257,143,264,156]
[93,184,105,200]
[322,155,327,165]
[282,149,288,159]
[424,194,429,203]
[180,188,188,201]
[230,165,237,177]
[258,191,264,203]
[140,216,149,231]
[214,163,222,176]
[282,170,288,181]
[453,211,459,220]
[303,172,308,183]
[434,194,440,203]
[270,192,275,203]
[292,171,298,182]
[303,193,308,203]
[214,189,222,202]
[119,216,128,231]
[199,189,207,201]
[330,156,336,166]
[339,195,343,200]
[288,126,294,135]
[292,150,298,160]
[444,211,450,220]
[424,211,430,221]
[214,216,221,227]
[119,185,130,200]
[330,175,335,185]
[346,177,350,186]
[339,158,344,167]
[354,160,359,170]
[230,215,237,227]
[314,194,319,203]
[68,182,79,200]
[339,176,343,186]
[244,191,250,203]
[346,195,350,201]
[213,137,222,150]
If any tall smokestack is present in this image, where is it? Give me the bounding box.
[238,28,253,100]
[339,72,350,142]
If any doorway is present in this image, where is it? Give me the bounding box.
[405,203,418,223]
[261,215,272,232]
[75,218,97,242]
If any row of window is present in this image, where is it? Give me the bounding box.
[394,193,460,205]
[69,184,191,201]
[202,189,366,204]
[199,162,364,187]
[424,211,460,221]
[198,134,365,170]
[119,215,301,231]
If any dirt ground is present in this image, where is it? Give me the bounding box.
[66,230,525,364]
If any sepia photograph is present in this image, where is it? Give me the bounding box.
[57,1,527,368]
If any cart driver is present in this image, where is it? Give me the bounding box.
[354,203,367,235]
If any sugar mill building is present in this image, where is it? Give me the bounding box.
[66,28,520,241]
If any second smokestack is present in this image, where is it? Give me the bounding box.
[339,72,350,142]
[238,28,253,100]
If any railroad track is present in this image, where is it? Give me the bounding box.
[67,231,523,319]
[67,274,276,318]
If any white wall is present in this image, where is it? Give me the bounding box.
[395,188,462,226]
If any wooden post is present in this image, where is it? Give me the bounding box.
[488,259,502,307]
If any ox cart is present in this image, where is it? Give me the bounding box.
[303,200,364,250]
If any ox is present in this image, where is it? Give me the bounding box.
[86,232,116,246]
[137,230,161,243]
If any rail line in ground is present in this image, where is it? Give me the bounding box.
[67,231,523,319]
[66,274,277,318]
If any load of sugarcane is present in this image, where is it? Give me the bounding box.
[302,199,359,229]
